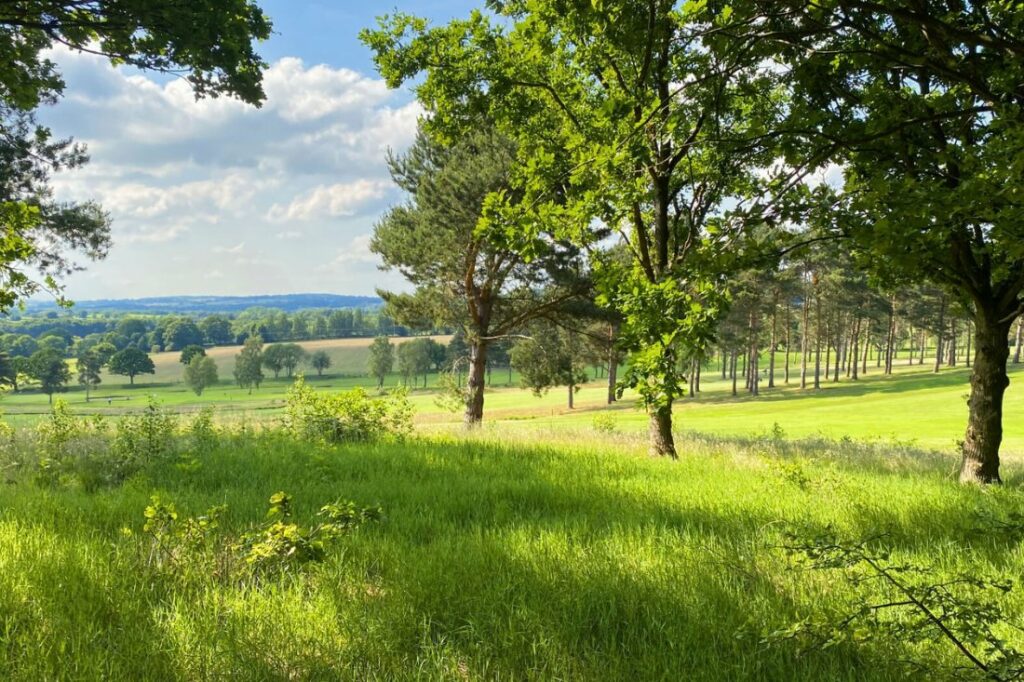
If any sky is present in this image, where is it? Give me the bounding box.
[38,1,477,301]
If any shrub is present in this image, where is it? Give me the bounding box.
[591,412,617,434]
[113,396,177,465]
[284,376,412,444]
[140,492,382,583]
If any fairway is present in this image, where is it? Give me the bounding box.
[3,337,1022,462]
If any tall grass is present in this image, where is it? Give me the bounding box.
[1,423,1022,680]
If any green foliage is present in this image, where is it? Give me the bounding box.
[511,323,589,400]
[234,492,382,578]
[140,491,381,583]
[283,376,412,444]
[27,347,70,399]
[591,412,617,434]
[183,355,219,396]
[108,347,155,385]
[308,349,332,376]
[262,342,305,378]
[113,397,177,465]
[0,1,272,110]
[367,335,394,388]
[769,526,1024,679]
[76,349,103,397]
[178,344,206,365]
[233,334,264,393]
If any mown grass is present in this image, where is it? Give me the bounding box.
[1,422,1023,680]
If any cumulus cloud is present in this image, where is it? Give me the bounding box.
[268,179,391,222]
[38,46,421,298]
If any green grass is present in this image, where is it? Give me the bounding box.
[1,427,1023,680]
[4,341,1023,459]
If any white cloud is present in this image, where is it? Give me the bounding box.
[268,179,391,222]
[317,234,378,271]
[36,46,422,298]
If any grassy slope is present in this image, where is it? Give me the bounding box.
[2,431,1022,680]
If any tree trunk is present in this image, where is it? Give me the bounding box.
[948,319,958,367]
[934,295,946,373]
[784,301,791,384]
[960,311,1013,484]
[567,382,574,409]
[607,324,618,404]
[464,340,489,427]
[648,405,676,458]
[814,292,822,390]
[1014,319,1023,364]
[966,320,972,368]
[862,328,870,375]
[801,292,810,389]
[731,351,738,397]
[851,318,860,380]
[768,299,777,388]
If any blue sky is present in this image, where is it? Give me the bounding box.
[38,1,477,301]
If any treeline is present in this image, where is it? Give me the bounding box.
[0,306,426,359]
[712,250,1000,398]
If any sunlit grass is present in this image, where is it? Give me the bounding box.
[1,426,1023,679]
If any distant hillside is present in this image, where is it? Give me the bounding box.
[24,293,383,315]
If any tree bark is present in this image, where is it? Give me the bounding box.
[768,298,777,388]
[1015,319,1024,364]
[801,290,809,389]
[607,324,618,404]
[731,351,738,396]
[784,301,791,384]
[934,295,946,373]
[464,340,489,427]
[648,405,676,459]
[814,291,822,390]
[960,311,1013,484]
[567,382,574,409]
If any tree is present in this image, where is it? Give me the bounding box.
[0,1,272,311]
[92,342,118,366]
[28,348,70,403]
[369,125,585,426]
[309,350,332,377]
[736,2,1024,483]
[161,318,204,352]
[278,343,306,378]
[397,338,433,388]
[179,345,206,366]
[511,323,589,409]
[261,343,286,379]
[364,1,775,454]
[0,351,17,390]
[368,336,394,389]
[199,315,234,346]
[108,348,155,386]
[76,350,103,401]
[233,335,264,394]
[184,355,219,396]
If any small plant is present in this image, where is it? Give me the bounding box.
[140,491,382,583]
[142,495,227,575]
[114,396,177,464]
[284,377,412,444]
[764,525,1024,680]
[591,412,617,434]
[234,492,382,578]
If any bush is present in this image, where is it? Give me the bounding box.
[284,376,412,444]
[592,412,617,434]
[113,396,177,464]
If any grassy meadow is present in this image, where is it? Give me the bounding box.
[2,338,1024,679]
